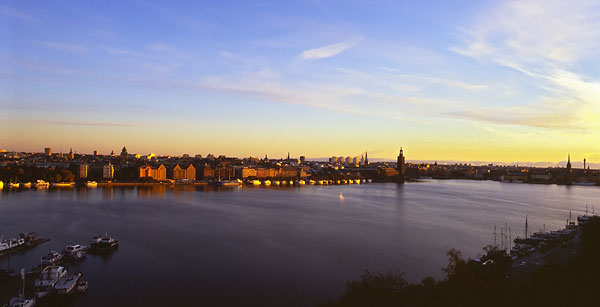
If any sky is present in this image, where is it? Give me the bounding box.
[1,0,600,165]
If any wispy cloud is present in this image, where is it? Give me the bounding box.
[299,38,360,60]
[451,0,600,130]
[101,46,143,57]
[0,4,36,23]
[37,120,136,127]
[40,41,85,53]
[147,43,174,52]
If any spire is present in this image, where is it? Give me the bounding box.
[287,152,290,160]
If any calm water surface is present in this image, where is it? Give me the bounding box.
[0,180,598,306]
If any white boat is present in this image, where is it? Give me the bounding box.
[299,180,306,185]
[41,251,63,265]
[34,180,50,188]
[0,237,26,252]
[251,180,261,185]
[572,182,596,186]
[86,181,98,188]
[308,180,316,185]
[77,280,88,292]
[22,182,32,188]
[6,296,36,307]
[34,266,68,298]
[64,243,86,260]
[9,182,20,188]
[367,179,373,183]
[55,272,82,295]
[90,232,119,251]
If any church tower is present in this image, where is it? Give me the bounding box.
[566,154,572,184]
[396,148,405,183]
[365,150,369,166]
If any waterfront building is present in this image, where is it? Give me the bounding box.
[93,150,98,156]
[139,164,167,180]
[79,164,88,179]
[68,148,74,160]
[364,150,369,165]
[397,148,405,183]
[300,156,306,163]
[173,164,196,181]
[103,163,114,179]
[200,165,215,179]
[237,167,258,178]
[44,148,52,156]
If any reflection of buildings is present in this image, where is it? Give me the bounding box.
[137,185,166,197]
[139,165,167,180]
[79,164,88,178]
[103,163,114,179]
[173,164,196,181]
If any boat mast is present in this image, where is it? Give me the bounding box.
[525,215,528,240]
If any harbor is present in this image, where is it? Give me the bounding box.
[1,232,118,306]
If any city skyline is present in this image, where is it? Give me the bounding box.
[3,146,599,169]
[3,0,600,162]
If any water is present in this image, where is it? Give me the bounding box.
[0,180,598,306]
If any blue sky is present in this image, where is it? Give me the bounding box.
[2,0,600,164]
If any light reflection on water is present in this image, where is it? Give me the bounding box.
[0,180,598,306]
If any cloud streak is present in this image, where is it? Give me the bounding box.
[41,41,85,53]
[300,39,359,60]
[451,0,600,130]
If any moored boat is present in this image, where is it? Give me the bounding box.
[263,180,271,186]
[89,232,119,252]
[251,180,261,185]
[77,280,88,293]
[55,272,83,295]
[22,182,32,188]
[0,237,26,253]
[42,251,63,266]
[34,266,67,298]
[6,296,36,307]
[34,180,50,188]
[86,181,98,188]
[9,182,20,188]
[64,243,86,260]
[298,180,306,185]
